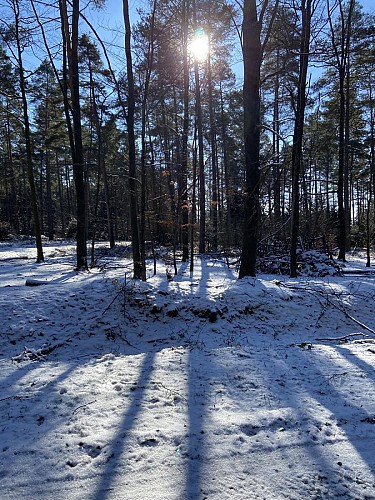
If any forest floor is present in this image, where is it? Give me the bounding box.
[0,240,375,499]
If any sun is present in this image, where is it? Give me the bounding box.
[189,28,209,62]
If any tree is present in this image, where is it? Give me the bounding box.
[2,0,44,262]
[192,1,206,254]
[290,0,314,278]
[138,0,157,278]
[181,0,190,262]
[0,45,20,235]
[239,0,262,278]
[326,0,356,261]
[59,0,87,269]
[261,4,299,232]
[123,0,145,279]
[31,60,66,241]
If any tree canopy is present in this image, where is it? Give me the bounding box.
[0,0,374,277]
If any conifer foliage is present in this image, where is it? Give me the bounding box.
[0,0,374,276]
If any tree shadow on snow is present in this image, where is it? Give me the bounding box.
[2,254,375,499]
[262,342,375,493]
[92,351,156,499]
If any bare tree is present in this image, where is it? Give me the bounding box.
[140,0,157,281]
[181,0,190,262]
[192,0,206,254]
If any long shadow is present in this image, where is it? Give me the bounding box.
[212,343,341,493]
[196,257,236,294]
[0,272,122,494]
[214,337,375,497]
[272,350,353,481]
[0,358,93,498]
[283,345,375,474]
[92,350,156,499]
[0,360,41,396]
[0,359,77,400]
[183,260,236,497]
[185,347,210,499]
[5,251,373,496]
[336,343,375,379]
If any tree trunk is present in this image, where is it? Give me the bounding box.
[239,0,261,278]
[273,49,281,223]
[139,0,157,281]
[59,0,87,269]
[290,0,312,278]
[369,86,375,267]
[207,49,218,251]
[71,0,87,269]
[190,123,198,274]
[123,0,144,279]
[327,0,355,261]
[191,1,205,255]
[13,0,44,262]
[181,0,190,262]
[219,84,232,250]
[337,67,347,260]
[5,103,19,233]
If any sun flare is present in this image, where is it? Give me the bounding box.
[189,28,209,62]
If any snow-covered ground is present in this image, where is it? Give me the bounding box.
[0,241,375,499]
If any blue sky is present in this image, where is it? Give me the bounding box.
[91,0,374,82]
[361,0,374,13]
[101,0,374,21]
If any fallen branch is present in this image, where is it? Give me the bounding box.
[325,295,375,335]
[0,256,29,262]
[0,394,31,403]
[316,332,368,342]
[328,371,348,382]
[12,343,65,362]
[341,269,375,275]
[102,289,122,315]
[25,278,48,286]
[278,282,375,336]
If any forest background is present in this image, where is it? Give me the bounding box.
[0,0,374,278]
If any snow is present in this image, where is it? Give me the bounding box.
[0,241,375,499]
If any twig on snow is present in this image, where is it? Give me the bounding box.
[72,399,97,415]
[316,332,368,342]
[277,282,375,336]
[0,394,31,403]
[324,295,375,335]
[11,343,66,362]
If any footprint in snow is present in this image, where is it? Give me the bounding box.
[79,442,102,458]
[240,424,259,437]
[138,437,159,447]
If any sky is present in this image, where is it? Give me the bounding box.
[361,0,375,13]
[98,0,375,24]
[10,0,374,84]
[88,0,374,84]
